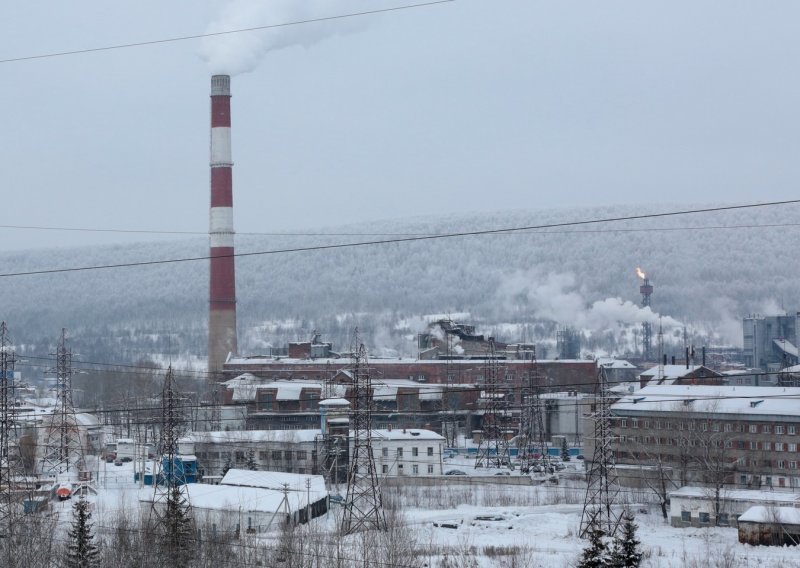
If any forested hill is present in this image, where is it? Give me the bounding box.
[1,202,797,366]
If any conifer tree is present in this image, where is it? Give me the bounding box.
[66,496,100,568]
[246,449,258,471]
[561,438,571,461]
[610,510,643,568]
[576,518,611,568]
[221,454,233,476]
[162,485,194,567]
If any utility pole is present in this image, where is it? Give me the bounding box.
[39,329,85,477]
[341,329,386,535]
[475,338,510,469]
[580,366,621,538]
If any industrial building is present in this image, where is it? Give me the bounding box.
[743,314,799,371]
[669,486,800,528]
[590,385,800,491]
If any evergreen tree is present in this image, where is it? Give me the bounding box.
[221,455,233,476]
[246,449,258,471]
[66,496,100,568]
[611,510,643,568]
[576,519,611,568]
[162,486,195,568]
[561,438,571,461]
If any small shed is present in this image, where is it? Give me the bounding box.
[738,506,800,546]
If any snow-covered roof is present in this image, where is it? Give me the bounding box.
[669,486,800,504]
[739,506,800,525]
[773,338,798,358]
[226,356,592,367]
[612,385,800,418]
[180,429,321,445]
[221,469,326,501]
[319,397,350,407]
[182,483,323,514]
[366,428,444,442]
[597,358,637,370]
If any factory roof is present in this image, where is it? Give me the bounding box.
[638,365,719,385]
[221,469,326,500]
[160,483,323,514]
[774,338,798,359]
[670,486,800,504]
[365,428,444,442]
[180,429,321,445]
[612,385,800,417]
[226,356,592,366]
[597,358,637,370]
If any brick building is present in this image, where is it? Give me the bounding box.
[593,385,800,491]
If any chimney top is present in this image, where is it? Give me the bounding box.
[211,75,231,96]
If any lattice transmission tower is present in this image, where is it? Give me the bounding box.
[518,348,549,473]
[580,365,621,538]
[341,330,386,535]
[151,365,193,565]
[39,329,85,477]
[0,322,25,538]
[475,338,511,469]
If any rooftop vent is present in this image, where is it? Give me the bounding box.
[750,400,764,408]
[632,397,645,404]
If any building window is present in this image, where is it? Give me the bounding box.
[724,424,732,432]
[284,451,293,461]
[765,442,772,451]
[712,423,720,432]
[718,513,729,526]
[272,450,282,460]
[699,512,710,524]
[397,448,403,458]
[412,465,419,475]
[427,464,434,474]
[763,425,772,434]
[398,464,404,475]
[681,511,691,522]
[412,447,418,457]
[789,425,797,435]
[749,425,758,433]
[790,444,798,452]
[620,419,627,428]
[382,465,388,474]
[382,447,388,458]
[776,443,785,452]
[296,451,307,460]
[427,447,434,456]
[790,461,797,470]
[777,426,785,434]
[737,441,745,450]
[724,440,732,449]
[632,419,638,429]
[259,451,268,460]
[778,460,786,469]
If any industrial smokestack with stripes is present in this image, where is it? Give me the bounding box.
[208,74,237,377]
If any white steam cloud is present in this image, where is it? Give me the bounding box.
[497,270,682,331]
[200,0,369,76]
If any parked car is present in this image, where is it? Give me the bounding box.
[113,459,123,466]
[494,471,511,476]
[444,469,467,476]
[576,455,585,460]
[120,457,133,463]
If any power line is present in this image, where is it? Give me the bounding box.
[0,1,455,65]
[1,199,797,278]
[1,220,799,237]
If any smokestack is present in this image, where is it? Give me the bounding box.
[208,75,238,378]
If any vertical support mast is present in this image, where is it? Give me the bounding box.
[208,74,238,380]
[0,322,24,537]
[341,329,385,534]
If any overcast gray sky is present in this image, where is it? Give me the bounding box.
[1,0,798,251]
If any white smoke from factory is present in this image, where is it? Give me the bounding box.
[200,0,370,75]
[497,270,682,331]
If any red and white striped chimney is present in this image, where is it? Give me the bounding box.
[208,74,238,377]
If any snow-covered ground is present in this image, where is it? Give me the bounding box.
[60,458,800,567]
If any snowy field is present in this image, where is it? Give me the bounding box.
[65,458,800,567]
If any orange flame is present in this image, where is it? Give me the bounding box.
[636,267,646,280]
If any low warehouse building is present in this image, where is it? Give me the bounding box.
[738,506,800,546]
[669,486,800,528]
